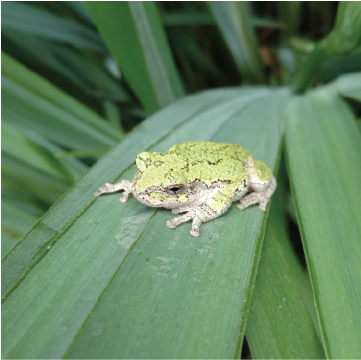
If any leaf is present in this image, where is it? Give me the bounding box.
[208,1,264,84]
[246,215,325,358]
[1,203,39,256]
[285,88,361,358]
[295,2,361,92]
[2,123,74,185]
[246,168,325,359]
[161,11,285,28]
[1,87,255,296]
[318,52,361,80]
[86,1,184,114]
[1,1,105,51]
[1,54,122,151]
[2,53,123,141]
[161,12,215,26]
[277,1,302,35]
[2,87,289,358]
[334,71,361,102]
[2,31,129,103]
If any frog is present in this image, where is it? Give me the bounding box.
[95,141,276,237]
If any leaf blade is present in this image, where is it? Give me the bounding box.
[246,181,325,359]
[2,87,288,359]
[1,1,105,51]
[209,1,264,84]
[294,2,361,92]
[86,1,184,114]
[285,88,361,358]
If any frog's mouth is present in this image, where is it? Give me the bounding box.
[133,187,185,208]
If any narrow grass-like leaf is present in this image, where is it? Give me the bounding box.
[86,1,184,114]
[246,216,325,359]
[1,203,39,256]
[319,52,361,80]
[161,12,284,28]
[285,88,361,358]
[1,1,105,51]
[1,53,123,142]
[2,32,128,102]
[2,87,289,358]
[209,1,264,84]
[246,177,325,359]
[295,2,361,92]
[277,1,302,35]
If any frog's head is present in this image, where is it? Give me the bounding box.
[132,151,190,208]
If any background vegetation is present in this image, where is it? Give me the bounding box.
[2,1,361,359]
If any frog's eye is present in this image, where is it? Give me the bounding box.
[166,184,186,195]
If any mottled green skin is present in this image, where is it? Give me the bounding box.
[134,142,253,191]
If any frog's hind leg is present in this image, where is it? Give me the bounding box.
[94,180,133,203]
[237,156,276,212]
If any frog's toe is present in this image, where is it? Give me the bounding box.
[190,229,200,237]
[238,193,263,210]
[258,202,267,212]
[166,219,177,229]
[119,192,129,203]
[237,203,246,211]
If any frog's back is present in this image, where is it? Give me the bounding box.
[169,141,251,162]
[168,141,250,185]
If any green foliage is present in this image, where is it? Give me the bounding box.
[285,88,361,358]
[2,1,361,359]
[295,1,361,92]
[208,1,264,83]
[86,1,184,114]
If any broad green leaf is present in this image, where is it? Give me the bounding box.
[334,72,361,102]
[1,87,256,296]
[285,88,361,358]
[86,1,184,114]
[2,87,289,358]
[295,2,361,92]
[246,168,325,358]
[208,1,264,84]
[1,1,105,51]
[246,214,325,359]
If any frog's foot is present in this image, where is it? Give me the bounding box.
[237,175,276,212]
[94,180,133,203]
[166,210,204,238]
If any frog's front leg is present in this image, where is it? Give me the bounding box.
[166,186,234,237]
[94,180,133,203]
[237,156,276,212]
